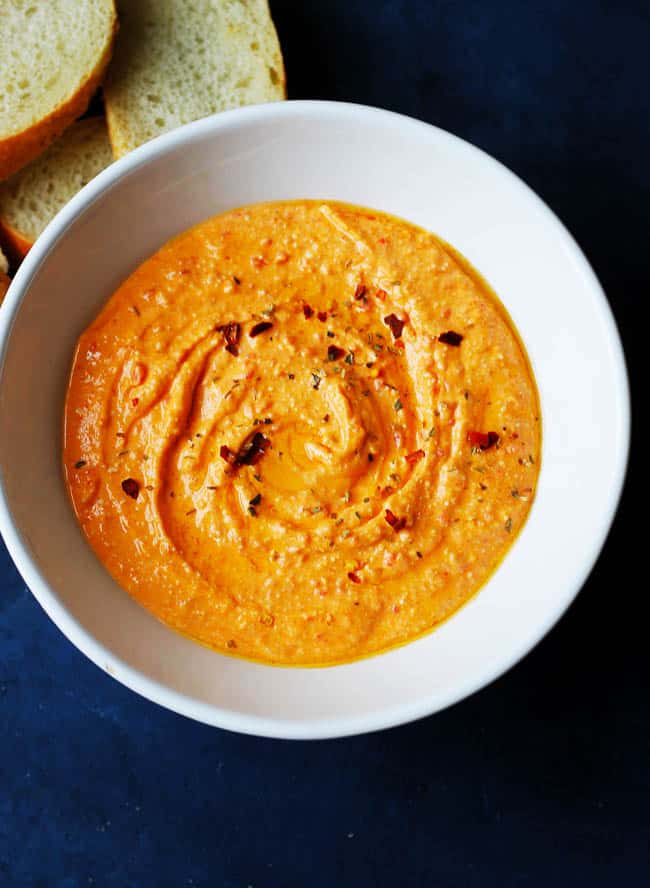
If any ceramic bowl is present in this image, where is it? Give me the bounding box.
[0,101,629,738]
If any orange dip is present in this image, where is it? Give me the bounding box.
[64,201,540,665]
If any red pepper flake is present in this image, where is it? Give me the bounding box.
[383,313,405,340]
[216,321,241,356]
[74,460,87,469]
[384,509,406,531]
[220,445,235,463]
[251,256,266,268]
[384,508,398,527]
[131,398,139,407]
[249,321,273,338]
[303,303,314,319]
[467,430,500,450]
[354,284,367,301]
[368,453,375,462]
[317,311,327,322]
[347,571,362,584]
[327,344,346,361]
[439,330,463,346]
[233,276,241,285]
[376,288,387,301]
[121,478,140,500]
[234,431,270,466]
[405,449,425,465]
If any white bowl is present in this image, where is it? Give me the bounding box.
[0,101,629,739]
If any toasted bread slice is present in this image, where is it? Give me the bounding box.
[104,0,285,158]
[0,0,117,180]
[0,117,113,260]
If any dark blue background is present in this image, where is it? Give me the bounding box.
[1,2,645,885]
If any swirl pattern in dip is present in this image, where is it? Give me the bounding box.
[64,201,540,665]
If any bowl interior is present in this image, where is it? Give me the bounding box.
[0,103,628,738]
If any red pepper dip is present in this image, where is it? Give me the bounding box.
[63,200,541,665]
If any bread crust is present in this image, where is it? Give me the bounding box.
[0,272,10,304]
[0,219,32,263]
[0,12,117,180]
[0,117,112,260]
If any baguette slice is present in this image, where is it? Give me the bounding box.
[104,0,285,158]
[0,118,113,261]
[0,0,117,180]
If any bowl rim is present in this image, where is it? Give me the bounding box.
[0,100,631,739]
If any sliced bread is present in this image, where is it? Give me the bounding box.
[0,0,117,180]
[0,117,113,260]
[104,0,285,158]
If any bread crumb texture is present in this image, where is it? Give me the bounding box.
[0,118,113,247]
[105,0,285,157]
[0,1,116,139]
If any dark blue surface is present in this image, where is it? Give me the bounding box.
[1,2,645,885]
